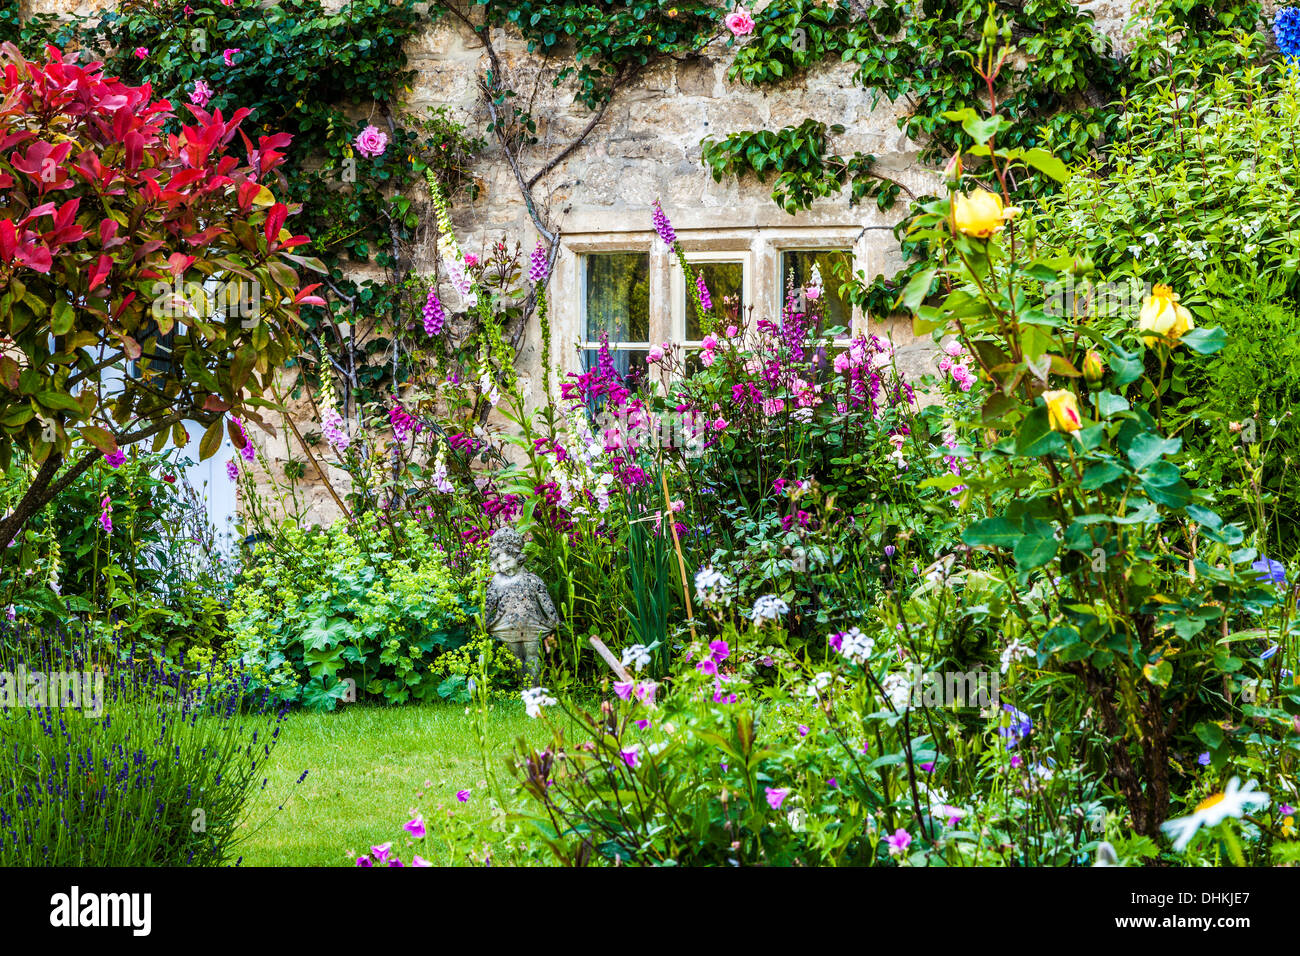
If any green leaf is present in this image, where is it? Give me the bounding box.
[1179,327,1227,355]
[1018,147,1071,184]
[1014,529,1059,571]
[1125,432,1180,472]
[962,517,1024,548]
[897,264,937,314]
[50,300,75,336]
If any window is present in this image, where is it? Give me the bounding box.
[581,252,650,385]
[559,228,866,382]
[680,259,746,341]
[779,249,854,333]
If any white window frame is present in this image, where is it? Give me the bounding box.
[669,249,753,347]
[552,226,870,379]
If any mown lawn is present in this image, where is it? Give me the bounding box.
[234,701,553,867]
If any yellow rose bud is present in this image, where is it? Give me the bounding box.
[1043,389,1082,434]
[943,152,963,183]
[952,188,1009,239]
[1138,284,1194,347]
[1082,350,1105,384]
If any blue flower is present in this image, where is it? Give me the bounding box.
[1252,557,1286,586]
[1261,643,1280,660]
[997,703,1033,749]
[1197,752,1211,766]
[1276,7,1300,59]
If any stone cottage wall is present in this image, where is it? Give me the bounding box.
[21,0,1153,527]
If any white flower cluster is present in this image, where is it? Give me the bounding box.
[998,639,1034,674]
[621,644,653,672]
[694,567,733,607]
[749,594,789,622]
[837,627,874,664]
[880,673,914,711]
[522,686,557,718]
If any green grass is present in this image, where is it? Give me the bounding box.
[234,700,552,867]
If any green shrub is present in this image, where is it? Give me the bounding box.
[1033,54,1300,300]
[1174,275,1300,549]
[226,514,486,710]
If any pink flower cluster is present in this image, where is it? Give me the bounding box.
[938,340,975,392]
[321,408,350,453]
[390,403,420,442]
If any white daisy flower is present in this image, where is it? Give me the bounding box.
[1160,777,1270,852]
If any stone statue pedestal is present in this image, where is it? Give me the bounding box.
[492,624,546,687]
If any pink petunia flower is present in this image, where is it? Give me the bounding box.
[765,787,788,809]
[403,817,426,839]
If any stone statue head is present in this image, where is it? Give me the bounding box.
[489,527,525,575]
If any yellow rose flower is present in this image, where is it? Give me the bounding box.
[952,188,1017,239]
[1138,284,1194,346]
[1043,389,1082,433]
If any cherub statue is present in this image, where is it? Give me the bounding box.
[483,527,558,686]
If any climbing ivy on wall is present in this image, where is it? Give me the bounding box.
[705,0,1267,316]
[473,0,724,108]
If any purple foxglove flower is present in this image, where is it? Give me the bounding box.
[651,201,677,250]
[696,273,712,310]
[528,241,549,283]
[423,286,446,336]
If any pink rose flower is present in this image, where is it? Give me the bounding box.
[724,7,755,36]
[190,78,214,108]
[133,47,149,59]
[223,48,241,66]
[647,344,665,363]
[355,124,388,159]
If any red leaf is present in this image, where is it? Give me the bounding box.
[88,254,113,292]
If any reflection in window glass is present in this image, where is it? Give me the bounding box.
[780,250,853,332]
[584,252,650,344]
[684,260,744,340]
[582,252,651,403]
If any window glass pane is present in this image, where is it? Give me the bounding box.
[685,260,744,340]
[780,250,853,332]
[585,253,650,343]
